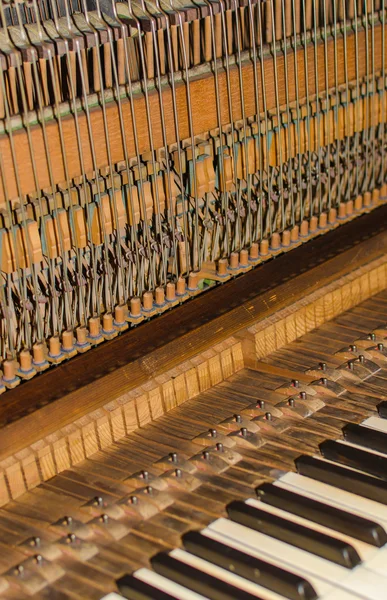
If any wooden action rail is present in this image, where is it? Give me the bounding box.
[0,202,387,471]
[0,24,385,202]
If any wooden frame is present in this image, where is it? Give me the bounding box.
[0,25,385,201]
[0,204,387,501]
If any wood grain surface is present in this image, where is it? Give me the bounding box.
[0,26,384,201]
[0,204,387,462]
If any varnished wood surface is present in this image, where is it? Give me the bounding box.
[1,204,387,462]
[0,293,387,597]
[1,25,384,201]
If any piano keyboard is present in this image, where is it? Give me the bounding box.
[108,407,387,600]
[2,291,387,599]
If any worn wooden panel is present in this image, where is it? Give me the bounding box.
[0,26,384,201]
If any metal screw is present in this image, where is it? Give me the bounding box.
[14,565,24,576]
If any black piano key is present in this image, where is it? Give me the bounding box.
[343,422,387,456]
[256,482,387,547]
[182,530,317,600]
[116,573,178,600]
[226,500,361,569]
[377,401,387,419]
[151,552,263,600]
[319,439,387,481]
[295,455,387,505]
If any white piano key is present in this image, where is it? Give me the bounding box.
[272,475,387,580]
[201,524,334,598]
[169,548,287,600]
[134,567,208,599]
[245,498,378,563]
[207,518,385,600]
[320,591,365,600]
[206,519,356,597]
[276,472,387,527]
[362,416,387,435]
[246,497,387,579]
[100,595,126,600]
[334,438,387,459]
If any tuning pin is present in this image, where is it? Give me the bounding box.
[32,342,49,372]
[249,243,259,261]
[217,258,229,277]
[155,287,166,307]
[62,330,77,357]
[48,336,65,364]
[229,252,239,269]
[87,317,104,345]
[75,326,91,353]
[17,350,36,379]
[166,282,177,303]
[130,297,142,319]
[239,249,249,267]
[2,359,20,388]
[176,277,187,297]
[188,272,199,292]
[102,313,117,340]
[114,305,128,332]
[260,239,269,256]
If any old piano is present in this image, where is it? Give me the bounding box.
[0,0,387,598]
